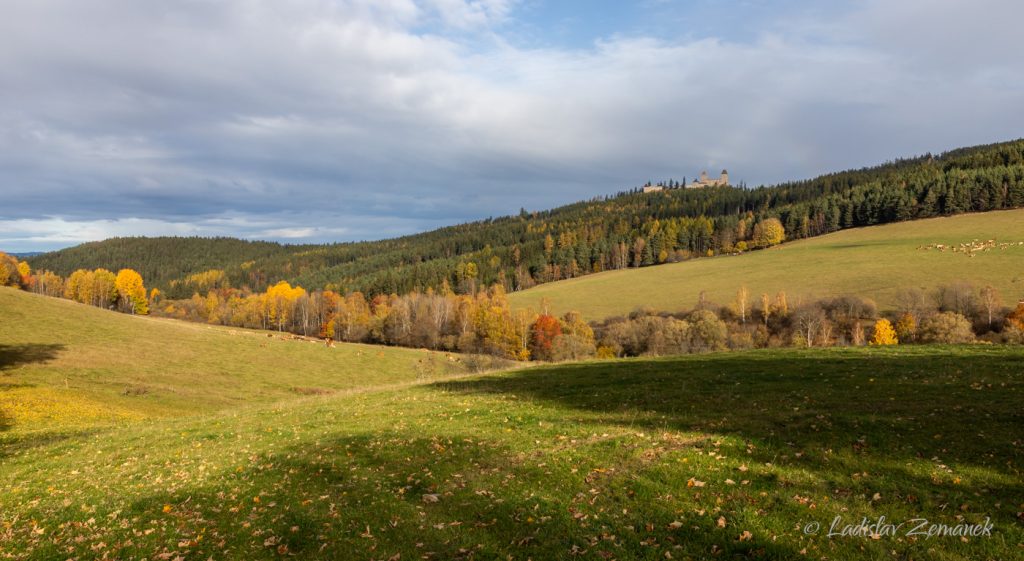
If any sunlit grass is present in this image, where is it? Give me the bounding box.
[2,342,1021,560]
[0,288,507,433]
[510,209,1024,319]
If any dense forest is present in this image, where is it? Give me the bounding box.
[28,139,1024,299]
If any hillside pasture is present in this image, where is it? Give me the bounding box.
[1,345,1021,559]
[509,209,1024,320]
[0,288,504,435]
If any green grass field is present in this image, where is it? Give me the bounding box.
[509,209,1024,320]
[0,288,505,433]
[2,288,1022,559]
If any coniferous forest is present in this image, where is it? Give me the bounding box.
[28,139,1024,299]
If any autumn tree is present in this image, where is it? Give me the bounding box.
[64,269,90,302]
[474,296,528,360]
[979,285,1001,328]
[918,312,975,344]
[264,281,305,331]
[115,269,149,315]
[792,305,830,347]
[16,261,32,289]
[529,314,562,361]
[631,237,646,268]
[1000,302,1024,343]
[550,311,596,361]
[64,268,117,308]
[91,269,118,309]
[752,218,785,248]
[1007,302,1024,331]
[870,319,898,345]
[775,291,789,317]
[935,282,977,317]
[688,309,728,352]
[894,312,917,342]
[734,286,749,324]
[0,252,20,286]
[33,270,63,297]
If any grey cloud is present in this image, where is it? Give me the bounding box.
[1,0,1023,251]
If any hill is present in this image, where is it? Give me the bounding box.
[28,139,1024,298]
[509,209,1024,319]
[0,287,503,433]
[2,336,1021,559]
[3,275,1022,559]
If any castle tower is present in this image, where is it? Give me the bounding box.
[700,170,708,182]
[720,169,729,185]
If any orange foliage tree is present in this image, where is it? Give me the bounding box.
[529,314,562,361]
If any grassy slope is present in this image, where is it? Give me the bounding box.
[1,345,1021,560]
[509,209,1024,320]
[0,288,495,432]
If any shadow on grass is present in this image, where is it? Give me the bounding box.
[432,349,1024,543]
[0,428,104,459]
[0,343,64,434]
[106,433,802,560]
[0,343,66,372]
[5,348,1022,560]
[434,349,1023,466]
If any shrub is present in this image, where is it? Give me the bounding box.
[1004,325,1024,344]
[646,317,692,356]
[823,295,877,345]
[919,312,975,344]
[728,331,755,350]
[870,319,898,346]
[752,325,770,348]
[688,310,728,352]
[1006,303,1024,331]
[550,333,596,361]
[595,345,617,359]
[791,305,832,347]
[894,312,917,343]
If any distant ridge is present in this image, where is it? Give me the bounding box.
[29,138,1024,299]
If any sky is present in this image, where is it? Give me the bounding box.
[1,0,1023,252]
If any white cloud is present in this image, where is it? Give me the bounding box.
[1,0,1022,251]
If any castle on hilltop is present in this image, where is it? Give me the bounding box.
[687,170,729,189]
[640,169,730,193]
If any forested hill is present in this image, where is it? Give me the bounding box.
[29,138,1024,299]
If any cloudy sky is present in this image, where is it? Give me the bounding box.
[2,0,1022,252]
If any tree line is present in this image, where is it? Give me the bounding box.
[27,139,1024,299]
[591,282,1024,356]
[6,251,1024,361]
[3,254,150,316]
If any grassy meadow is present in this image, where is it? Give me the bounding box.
[2,288,1022,559]
[509,209,1024,320]
[0,288,505,433]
